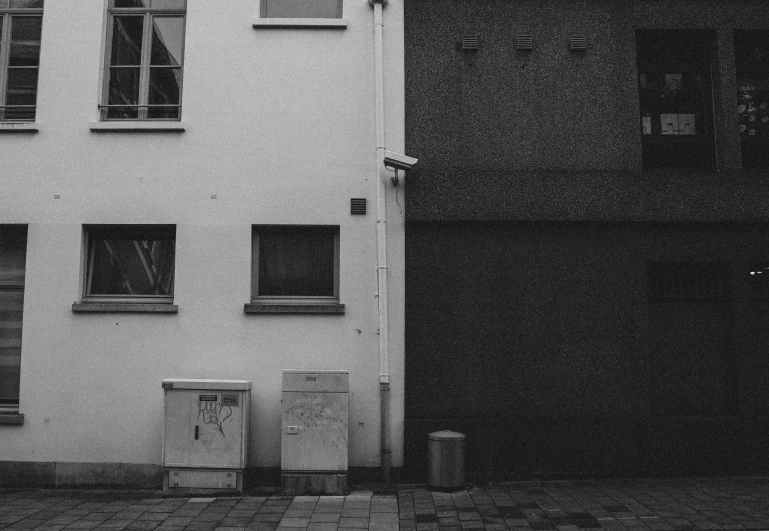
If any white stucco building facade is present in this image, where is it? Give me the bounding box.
[0,0,405,488]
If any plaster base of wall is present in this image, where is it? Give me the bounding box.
[0,461,162,489]
[0,462,395,490]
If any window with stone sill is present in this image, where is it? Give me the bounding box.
[77,225,176,307]
[248,225,343,313]
[101,0,185,121]
[0,0,43,122]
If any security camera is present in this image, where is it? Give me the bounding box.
[384,151,418,172]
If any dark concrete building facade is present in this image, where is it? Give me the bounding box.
[404,0,769,479]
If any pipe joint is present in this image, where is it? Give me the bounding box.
[368,0,388,5]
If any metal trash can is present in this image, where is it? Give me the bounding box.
[427,430,465,490]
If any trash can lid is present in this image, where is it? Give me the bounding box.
[428,430,465,441]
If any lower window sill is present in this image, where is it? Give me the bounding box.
[72,302,178,313]
[251,17,348,29]
[0,414,24,425]
[89,121,188,132]
[0,122,39,133]
[244,302,345,314]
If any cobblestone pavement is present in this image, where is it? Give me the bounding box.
[3,478,769,531]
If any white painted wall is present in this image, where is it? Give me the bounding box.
[0,0,405,470]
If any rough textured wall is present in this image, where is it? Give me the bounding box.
[405,221,769,478]
[405,0,769,221]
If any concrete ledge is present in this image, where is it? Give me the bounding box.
[89,121,187,132]
[244,302,345,314]
[282,473,347,495]
[0,122,39,132]
[252,17,347,28]
[72,302,178,313]
[0,414,23,425]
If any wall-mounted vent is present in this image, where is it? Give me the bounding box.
[350,198,367,215]
[461,35,479,50]
[570,36,587,51]
[516,35,533,50]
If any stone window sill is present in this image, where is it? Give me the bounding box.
[251,18,347,29]
[0,122,39,133]
[244,302,345,314]
[0,414,24,425]
[89,121,187,132]
[72,302,178,313]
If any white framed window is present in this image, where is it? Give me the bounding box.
[80,225,176,305]
[0,0,43,122]
[0,225,26,414]
[101,0,185,121]
[260,0,342,19]
[247,225,344,314]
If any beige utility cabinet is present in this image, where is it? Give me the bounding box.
[281,370,348,494]
[161,379,251,494]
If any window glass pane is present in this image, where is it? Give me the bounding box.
[0,292,24,348]
[9,0,43,7]
[0,226,26,408]
[113,0,149,7]
[0,348,21,404]
[148,67,180,118]
[262,0,339,18]
[636,30,715,170]
[9,16,41,67]
[150,17,183,66]
[110,16,143,66]
[5,68,38,120]
[87,227,175,297]
[152,0,185,9]
[258,227,335,297]
[107,67,140,118]
[0,228,27,285]
[736,31,769,170]
[10,0,43,9]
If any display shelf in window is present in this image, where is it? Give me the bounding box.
[636,30,716,170]
[735,31,769,170]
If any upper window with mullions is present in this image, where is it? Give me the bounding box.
[0,1,44,122]
[103,0,185,121]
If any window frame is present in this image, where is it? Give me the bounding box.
[636,29,717,171]
[78,224,176,307]
[259,0,342,19]
[0,1,43,122]
[0,224,27,416]
[100,0,186,122]
[250,225,342,310]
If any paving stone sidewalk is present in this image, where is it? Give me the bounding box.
[3,478,769,531]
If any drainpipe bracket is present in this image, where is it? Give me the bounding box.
[380,374,390,385]
[368,0,388,5]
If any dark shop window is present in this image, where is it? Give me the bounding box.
[637,30,716,170]
[736,31,769,170]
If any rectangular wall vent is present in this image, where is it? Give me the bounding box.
[516,35,533,50]
[462,35,479,50]
[570,36,587,51]
[350,198,367,215]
